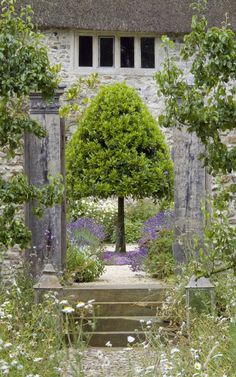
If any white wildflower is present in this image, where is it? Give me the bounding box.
[62,306,75,314]
[135,367,144,374]
[194,362,202,370]
[105,341,112,347]
[59,300,68,305]
[170,347,180,355]
[76,302,85,309]
[127,336,135,343]
[4,342,12,349]
[0,365,9,372]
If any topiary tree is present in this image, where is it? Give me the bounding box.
[66,82,173,252]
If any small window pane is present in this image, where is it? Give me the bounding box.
[79,36,93,67]
[99,37,114,67]
[120,37,134,68]
[141,37,155,68]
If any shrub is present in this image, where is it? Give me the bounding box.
[67,217,105,247]
[111,218,143,244]
[68,198,117,242]
[144,229,175,279]
[129,210,174,275]
[66,243,105,282]
[125,199,160,224]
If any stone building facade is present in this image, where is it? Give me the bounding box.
[0,0,236,279]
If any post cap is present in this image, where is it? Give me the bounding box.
[34,263,62,290]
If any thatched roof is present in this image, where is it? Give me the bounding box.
[18,0,236,33]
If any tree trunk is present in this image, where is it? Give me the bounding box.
[115,197,126,253]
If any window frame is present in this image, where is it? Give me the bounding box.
[98,35,115,67]
[74,32,160,75]
[78,35,93,67]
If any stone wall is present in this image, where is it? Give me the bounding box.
[0,152,24,282]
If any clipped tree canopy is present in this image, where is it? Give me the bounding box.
[66,82,173,201]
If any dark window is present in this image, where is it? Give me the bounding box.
[99,37,114,67]
[120,37,134,68]
[141,37,155,68]
[79,36,93,67]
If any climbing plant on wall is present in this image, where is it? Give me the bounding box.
[155,0,236,175]
[0,0,63,249]
[156,0,236,275]
[66,82,173,253]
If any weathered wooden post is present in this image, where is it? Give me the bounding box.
[24,90,66,278]
[173,128,210,265]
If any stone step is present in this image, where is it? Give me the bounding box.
[62,284,170,347]
[63,286,167,303]
[85,331,147,347]
[85,328,176,347]
[82,316,170,332]
[88,302,161,317]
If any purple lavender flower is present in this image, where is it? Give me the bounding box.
[129,210,174,272]
[128,246,148,272]
[67,217,105,247]
[103,251,131,265]
[141,210,174,242]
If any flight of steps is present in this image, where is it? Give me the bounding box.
[63,284,170,347]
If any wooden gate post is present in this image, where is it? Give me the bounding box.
[24,90,66,278]
[173,128,210,265]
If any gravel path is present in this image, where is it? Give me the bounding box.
[73,265,165,287]
[64,347,160,377]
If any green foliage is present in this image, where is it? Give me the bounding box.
[66,82,173,200]
[144,229,175,279]
[0,268,65,376]
[229,323,236,371]
[0,266,97,375]
[124,218,143,243]
[149,267,236,376]
[0,0,60,156]
[0,0,63,250]
[155,1,236,174]
[66,243,105,282]
[0,0,59,99]
[59,73,100,121]
[192,186,236,277]
[0,174,64,249]
[125,199,160,224]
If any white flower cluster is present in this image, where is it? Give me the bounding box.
[72,197,117,221]
[60,298,95,314]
